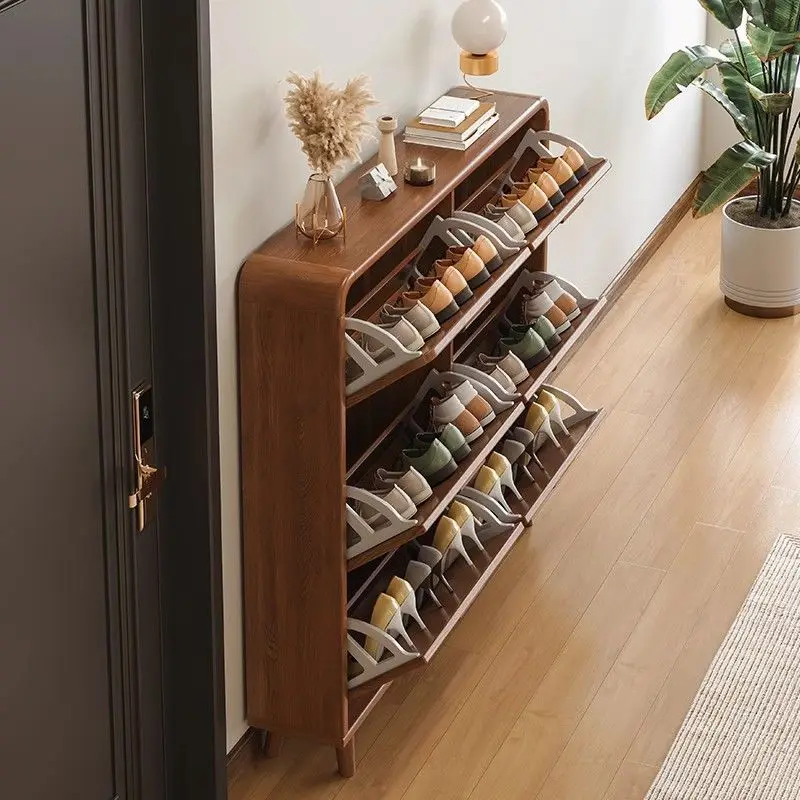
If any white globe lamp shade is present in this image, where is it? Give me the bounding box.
[452,0,508,76]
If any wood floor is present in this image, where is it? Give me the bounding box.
[229,210,800,800]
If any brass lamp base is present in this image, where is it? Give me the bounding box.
[459,50,499,76]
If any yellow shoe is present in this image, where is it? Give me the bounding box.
[537,389,570,436]
[386,575,428,631]
[433,515,475,569]
[365,592,413,660]
[486,451,523,501]
[447,499,486,553]
[524,401,561,450]
[473,465,511,511]
[436,247,491,290]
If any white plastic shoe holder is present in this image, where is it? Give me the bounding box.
[451,363,520,406]
[415,214,520,263]
[345,485,417,561]
[510,269,597,312]
[345,317,422,396]
[500,129,604,194]
[407,368,517,425]
[346,617,419,689]
[452,209,526,247]
[539,384,600,433]
[454,492,519,540]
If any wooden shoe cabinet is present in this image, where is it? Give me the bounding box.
[238,90,611,775]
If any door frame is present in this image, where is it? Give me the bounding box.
[139,2,226,798]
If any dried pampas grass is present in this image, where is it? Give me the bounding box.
[284,71,377,176]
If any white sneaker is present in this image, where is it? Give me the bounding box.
[380,300,440,340]
[477,351,528,386]
[366,316,424,360]
[486,199,537,235]
[375,466,433,505]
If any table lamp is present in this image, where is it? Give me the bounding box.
[451,0,508,79]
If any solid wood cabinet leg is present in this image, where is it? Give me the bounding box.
[336,740,355,778]
[260,730,284,758]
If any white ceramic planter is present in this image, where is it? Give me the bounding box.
[720,196,800,317]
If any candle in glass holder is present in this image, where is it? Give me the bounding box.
[404,157,436,186]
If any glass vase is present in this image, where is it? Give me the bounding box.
[296,173,344,242]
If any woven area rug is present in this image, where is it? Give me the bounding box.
[646,534,800,799]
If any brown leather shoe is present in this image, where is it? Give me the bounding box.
[503,185,553,222]
[402,280,459,324]
[526,168,565,206]
[563,146,589,180]
[418,267,472,306]
[538,156,579,193]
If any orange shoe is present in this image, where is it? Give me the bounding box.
[436,247,491,290]
[525,167,565,207]
[538,156,578,193]
[401,280,459,324]
[417,267,472,307]
[562,146,589,180]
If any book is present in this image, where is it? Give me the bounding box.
[417,94,481,128]
[405,102,496,142]
[403,113,499,151]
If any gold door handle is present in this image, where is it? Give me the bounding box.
[128,454,166,531]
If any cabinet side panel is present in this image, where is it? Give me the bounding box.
[238,256,349,743]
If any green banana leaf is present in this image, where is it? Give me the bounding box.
[646,46,731,118]
[693,141,776,217]
[747,21,800,61]
[762,0,800,32]
[740,0,765,24]
[747,84,794,113]
[697,0,743,27]
[695,77,756,137]
[719,39,766,89]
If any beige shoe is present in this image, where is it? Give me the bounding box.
[433,515,475,570]
[562,146,589,180]
[443,378,496,427]
[485,200,536,236]
[526,167,565,207]
[448,235,503,274]
[386,575,428,631]
[431,392,483,443]
[477,351,528,386]
[402,280,459,324]
[380,300,440,340]
[538,156,579,193]
[435,248,490,291]
[522,289,570,334]
[535,276,581,321]
[504,182,553,222]
[537,389,570,436]
[475,361,516,393]
[417,268,472,307]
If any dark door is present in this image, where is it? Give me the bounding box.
[0,0,165,798]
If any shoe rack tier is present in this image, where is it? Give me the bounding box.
[238,88,610,775]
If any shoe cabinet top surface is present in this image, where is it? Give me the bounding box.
[245,90,546,282]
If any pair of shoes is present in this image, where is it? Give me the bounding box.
[401,234,503,324]
[472,450,524,513]
[380,300,440,341]
[375,465,433,505]
[432,499,487,572]
[475,351,528,390]
[523,389,571,451]
[483,201,535,238]
[429,380,496,443]
[522,276,581,335]
[401,429,460,487]
[364,573,428,660]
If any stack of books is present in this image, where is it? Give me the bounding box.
[403,94,499,151]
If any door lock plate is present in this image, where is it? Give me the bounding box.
[129,383,165,532]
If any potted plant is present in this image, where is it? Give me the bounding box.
[646,0,800,317]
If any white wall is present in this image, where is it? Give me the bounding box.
[210,0,707,751]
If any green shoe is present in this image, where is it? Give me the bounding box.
[402,438,458,486]
[501,312,560,349]
[414,423,471,463]
[499,328,550,369]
